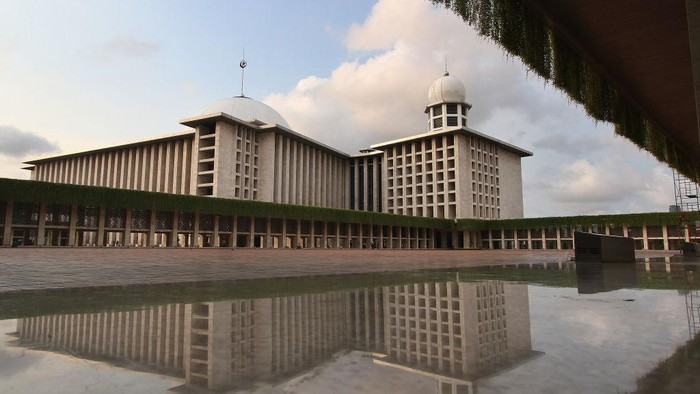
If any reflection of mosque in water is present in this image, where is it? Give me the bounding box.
[12,278,540,393]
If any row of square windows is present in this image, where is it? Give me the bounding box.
[473,183,500,196]
[385,137,456,157]
[388,194,458,207]
[386,150,456,166]
[473,205,500,219]
[474,195,500,206]
[474,172,499,185]
[388,182,457,196]
[390,205,457,218]
[387,160,456,176]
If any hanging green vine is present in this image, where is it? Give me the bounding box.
[433,0,699,182]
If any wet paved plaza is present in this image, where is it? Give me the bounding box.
[0,248,676,293]
[1,252,698,393]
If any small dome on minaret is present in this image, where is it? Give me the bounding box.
[427,71,467,106]
[425,71,471,132]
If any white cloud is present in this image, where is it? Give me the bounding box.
[265,0,676,216]
[0,125,59,158]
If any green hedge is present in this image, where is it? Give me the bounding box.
[433,0,699,182]
[2,178,695,232]
[457,211,698,231]
[0,178,452,229]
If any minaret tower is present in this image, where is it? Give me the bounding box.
[425,71,471,132]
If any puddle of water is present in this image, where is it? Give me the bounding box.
[1,262,699,393]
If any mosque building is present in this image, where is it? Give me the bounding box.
[23,72,531,222]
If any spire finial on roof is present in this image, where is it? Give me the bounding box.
[239,47,247,97]
[444,57,449,76]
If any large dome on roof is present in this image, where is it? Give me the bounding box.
[198,96,290,128]
[427,72,467,106]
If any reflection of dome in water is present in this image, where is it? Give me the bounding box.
[198,96,290,128]
[427,72,467,106]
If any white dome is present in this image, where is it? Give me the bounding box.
[198,96,290,128]
[427,72,466,106]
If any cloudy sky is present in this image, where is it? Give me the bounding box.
[0,0,676,217]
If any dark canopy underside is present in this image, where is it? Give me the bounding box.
[436,0,700,181]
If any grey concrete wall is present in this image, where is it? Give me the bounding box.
[498,148,524,219]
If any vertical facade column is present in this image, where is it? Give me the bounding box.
[169,211,179,247]
[123,209,132,246]
[213,216,220,248]
[556,227,562,250]
[335,222,340,249]
[37,202,47,246]
[3,200,13,246]
[192,212,200,248]
[642,225,649,250]
[357,224,363,249]
[68,204,78,246]
[296,219,301,248]
[249,216,255,248]
[662,224,669,251]
[322,221,328,248]
[148,210,157,247]
[97,206,106,247]
[310,220,315,248]
[232,215,238,248]
[265,217,272,248]
[281,218,287,249]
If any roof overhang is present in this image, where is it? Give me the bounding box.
[181,112,351,158]
[524,0,700,173]
[370,127,533,157]
[23,130,194,165]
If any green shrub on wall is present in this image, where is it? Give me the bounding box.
[432,0,699,182]
[0,178,451,229]
[2,178,695,232]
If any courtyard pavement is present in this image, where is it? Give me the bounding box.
[0,247,678,293]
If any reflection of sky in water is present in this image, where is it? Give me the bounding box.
[0,319,179,393]
[480,287,688,394]
[0,265,694,393]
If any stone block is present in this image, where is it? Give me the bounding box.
[574,231,635,263]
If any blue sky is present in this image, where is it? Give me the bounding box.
[0,0,677,217]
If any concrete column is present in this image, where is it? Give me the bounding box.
[379,225,384,249]
[296,219,301,248]
[169,211,178,247]
[124,209,132,246]
[388,225,393,249]
[37,202,47,246]
[193,212,200,247]
[357,224,363,249]
[68,204,78,246]
[265,217,272,248]
[3,200,13,246]
[213,216,220,247]
[662,224,669,251]
[249,216,255,248]
[556,227,562,250]
[148,210,157,246]
[232,215,238,248]
[322,221,328,248]
[97,206,106,247]
[310,220,315,248]
[642,225,649,250]
[335,222,340,249]
[281,218,287,249]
